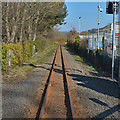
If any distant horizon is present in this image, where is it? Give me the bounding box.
[59,23,112,33]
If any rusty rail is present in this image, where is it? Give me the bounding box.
[35,46,58,120]
[35,45,75,119]
[60,45,76,119]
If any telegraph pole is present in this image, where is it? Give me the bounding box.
[97,0,103,49]
[119,1,120,84]
[106,1,119,79]
[97,0,100,49]
[112,1,116,79]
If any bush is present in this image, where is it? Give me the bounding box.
[2,42,24,71]
[23,41,33,61]
[48,38,53,45]
[74,35,81,51]
[2,39,47,72]
[34,39,46,52]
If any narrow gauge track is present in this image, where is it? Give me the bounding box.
[35,45,75,119]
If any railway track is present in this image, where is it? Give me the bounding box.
[35,45,75,119]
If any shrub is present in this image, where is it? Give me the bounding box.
[34,39,46,52]
[23,41,33,61]
[2,42,24,71]
[2,39,47,72]
[48,38,53,45]
[74,35,81,51]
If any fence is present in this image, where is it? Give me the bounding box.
[68,31,120,79]
[88,32,119,57]
[87,32,120,78]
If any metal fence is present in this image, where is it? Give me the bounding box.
[88,32,119,57]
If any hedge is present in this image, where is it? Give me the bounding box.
[2,39,46,72]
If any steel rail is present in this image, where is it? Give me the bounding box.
[35,46,58,120]
[35,45,76,119]
[60,45,76,119]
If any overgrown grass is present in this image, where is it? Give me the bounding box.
[3,44,57,83]
[64,44,94,69]
[73,55,93,68]
[28,44,56,65]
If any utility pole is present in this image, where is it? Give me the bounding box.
[98,1,100,49]
[97,0,103,49]
[119,1,120,85]
[106,1,119,79]
[112,1,116,79]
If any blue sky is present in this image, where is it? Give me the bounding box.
[58,2,118,32]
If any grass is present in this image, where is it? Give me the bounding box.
[3,44,57,83]
[73,55,93,68]
[64,44,94,69]
[29,44,56,65]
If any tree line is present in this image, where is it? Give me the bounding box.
[2,2,67,43]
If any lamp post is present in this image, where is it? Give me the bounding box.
[79,17,81,35]
[97,0,103,49]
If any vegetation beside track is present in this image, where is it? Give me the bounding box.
[3,44,57,83]
[66,28,116,77]
[2,2,68,83]
[64,44,94,69]
[73,55,93,68]
[2,40,46,72]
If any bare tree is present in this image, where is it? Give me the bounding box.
[2,2,67,43]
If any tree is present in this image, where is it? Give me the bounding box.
[67,28,78,43]
[2,2,67,43]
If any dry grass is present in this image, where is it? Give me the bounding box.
[73,55,93,68]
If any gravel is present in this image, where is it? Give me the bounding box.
[2,56,53,118]
[2,46,120,119]
[62,46,120,119]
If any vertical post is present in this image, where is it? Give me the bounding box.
[97,0,100,49]
[32,45,35,56]
[79,17,81,35]
[88,36,90,49]
[11,50,13,69]
[6,50,9,73]
[112,1,116,79]
[119,57,120,79]
[118,1,120,85]
[0,1,2,119]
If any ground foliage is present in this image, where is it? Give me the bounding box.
[2,40,46,71]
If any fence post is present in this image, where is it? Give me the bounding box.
[32,45,35,56]
[6,50,9,73]
[93,50,96,67]
[11,50,13,69]
[6,49,13,72]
